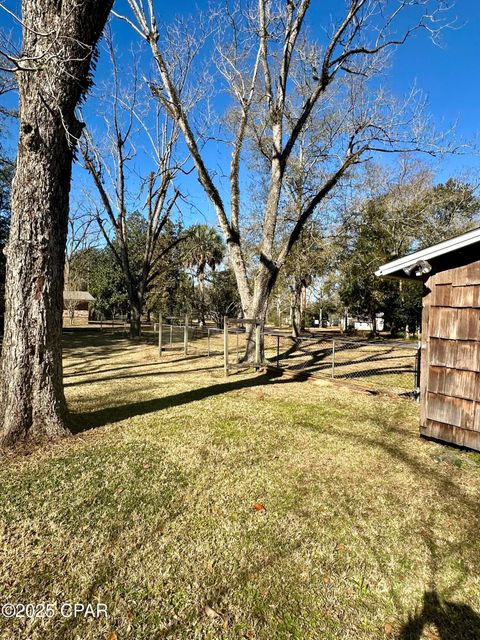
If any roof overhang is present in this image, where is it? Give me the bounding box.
[63,290,95,302]
[375,227,480,279]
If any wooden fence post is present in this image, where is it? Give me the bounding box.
[277,335,280,368]
[224,316,229,376]
[331,339,336,378]
[158,313,163,357]
[415,341,421,401]
[255,323,261,370]
[207,328,211,357]
[184,314,189,356]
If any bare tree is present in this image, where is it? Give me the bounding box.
[0,31,19,115]
[80,37,185,337]
[122,0,452,359]
[63,203,100,324]
[283,225,329,337]
[0,0,113,445]
[65,203,99,287]
[0,69,16,118]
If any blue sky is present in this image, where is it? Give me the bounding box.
[388,0,480,178]
[1,0,479,226]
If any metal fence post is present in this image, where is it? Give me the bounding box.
[158,313,163,357]
[184,314,189,356]
[224,316,229,376]
[331,339,336,378]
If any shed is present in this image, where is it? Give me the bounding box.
[63,290,95,322]
[376,227,480,451]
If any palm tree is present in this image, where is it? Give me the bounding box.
[183,224,225,325]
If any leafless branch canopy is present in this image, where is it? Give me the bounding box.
[108,1,457,319]
[79,33,187,317]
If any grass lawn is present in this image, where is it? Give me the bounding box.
[0,331,479,639]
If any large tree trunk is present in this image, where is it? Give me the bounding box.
[290,282,302,338]
[126,282,144,338]
[0,0,112,446]
[1,132,70,443]
[129,303,142,339]
[300,284,307,332]
[240,266,276,364]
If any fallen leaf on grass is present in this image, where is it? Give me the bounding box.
[253,502,266,512]
[425,627,440,640]
[383,622,394,636]
[205,605,221,619]
[335,542,346,553]
[106,632,118,640]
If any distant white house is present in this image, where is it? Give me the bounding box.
[341,315,384,332]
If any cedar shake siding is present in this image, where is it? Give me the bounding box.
[421,258,480,450]
[377,230,480,452]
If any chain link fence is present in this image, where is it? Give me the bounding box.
[155,322,226,357]
[85,318,419,397]
[185,325,225,356]
[264,332,420,397]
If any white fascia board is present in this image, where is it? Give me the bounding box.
[375,227,480,277]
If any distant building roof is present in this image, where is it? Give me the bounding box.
[63,290,95,302]
[375,227,480,279]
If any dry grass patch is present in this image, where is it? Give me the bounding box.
[0,331,479,640]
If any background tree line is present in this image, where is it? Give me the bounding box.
[265,162,479,337]
[66,217,240,329]
[64,158,479,339]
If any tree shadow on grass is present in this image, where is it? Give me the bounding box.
[63,350,205,376]
[64,365,222,388]
[64,354,480,637]
[276,342,413,376]
[400,591,480,640]
[69,370,288,434]
[44,442,190,639]
[314,422,480,640]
